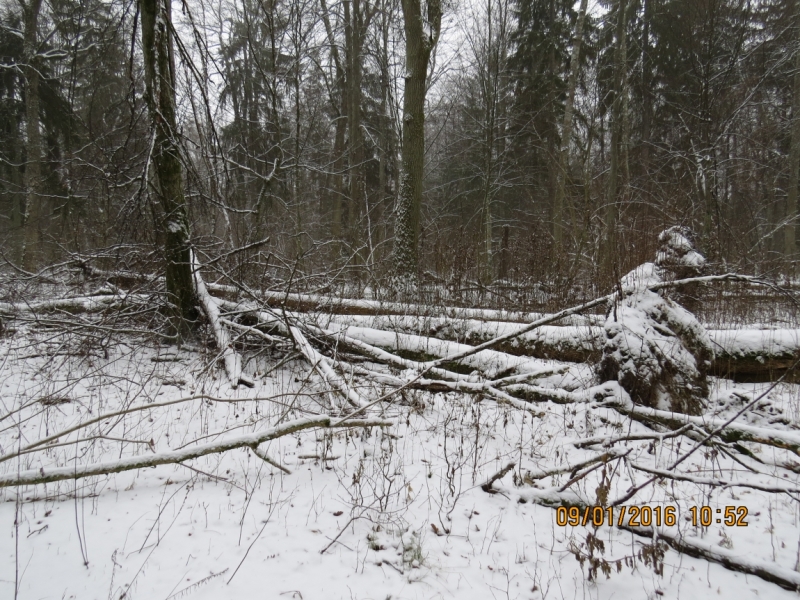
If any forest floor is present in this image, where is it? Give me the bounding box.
[2,304,800,600]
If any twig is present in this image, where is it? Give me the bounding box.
[251,445,292,474]
[481,462,516,493]
[573,424,694,449]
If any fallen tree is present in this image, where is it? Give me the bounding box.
[321,314,800,382]
[4,262,800,593]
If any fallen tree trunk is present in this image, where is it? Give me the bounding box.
[0,293,134,316]
[30,270,799,382]
[326,314,800,382]
[204,284,603,325]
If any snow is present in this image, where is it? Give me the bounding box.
[655,226,706,273]
[323,312,800,368]
[3,321,800,599]
[598,260,714,413]
[206,285,603,326]
[192,251,250,389]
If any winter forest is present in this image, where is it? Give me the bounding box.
[4,0,800,597]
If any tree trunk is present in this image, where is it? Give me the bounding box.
[320,0,346,248]
[140,0,197,337]
[553,0,588,258]
[640,0,653,174]
[601,0,629,278]
[377,0,395,254]
[481,0,496,282]
[22,0,44,271]
[786,0,800,260]
[394,0,442,279]
[292,5,304,262]
[345,0,375,258]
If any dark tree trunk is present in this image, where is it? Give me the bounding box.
[786,0,800,260]
[345,0,375,253]
[140,0,197,337]
[553,0,588,257]
[602,0,629,278]
[22,0,44,270]
[394,0,441,278]
[321,0,347,248]
[377,0,395,254]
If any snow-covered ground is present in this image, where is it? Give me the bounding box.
[2,324,800,600]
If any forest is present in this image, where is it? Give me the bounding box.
[2,0,800,597]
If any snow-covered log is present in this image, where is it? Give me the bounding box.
[327,314,602,363]
[202,282,603,324]
[327,314,800,382]
[5,292,796,382]
[0,293,131,315]
[328,324,558,379]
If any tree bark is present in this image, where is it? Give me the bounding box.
[345,0,362,235]
[786,0,800,260]
[140,0,197,337]
[553,0,588,257]
[601,0,629,278]
[394,0,442,279]
[377,0,396,253]
[345,0,375,255]
[320,0,346,247]
[481,0,496,282]
[22,0,44,271]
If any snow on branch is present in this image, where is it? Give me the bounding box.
[626,525,800,591]
[0,394,281,463]
[614,400,800,455]
[191,250,253,389]
[629,462,800,494]
[0,416,392,488]
[288,324,366,409]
